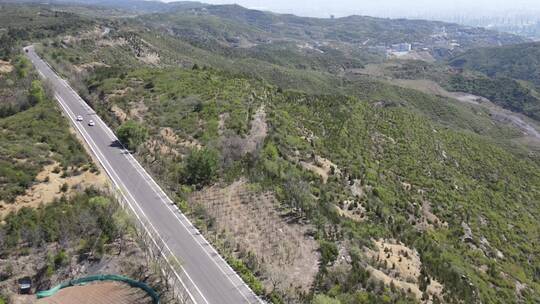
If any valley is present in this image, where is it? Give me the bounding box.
[0,2,539,304]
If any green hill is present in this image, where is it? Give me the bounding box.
[2,2,540,304]
[77,64,540,304]
[450,42,540,87]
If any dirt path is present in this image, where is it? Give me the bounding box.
[243,105,268,154]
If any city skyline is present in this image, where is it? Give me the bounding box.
[167,0,540,19]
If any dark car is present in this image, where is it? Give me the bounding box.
[18,277,32,294]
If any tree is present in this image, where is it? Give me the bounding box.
[116,120,148,151]
[29,80,45,105]
[0,33,14,60]
[319,240,339,266]
[181,148,219,187]
[15,56,30,78]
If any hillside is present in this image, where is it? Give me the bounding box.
[71,60,540,304]
[138,3,525,67]
[0,0,187,13]
[178,4,524,47]
[1,2,540,304]
[446,43,540,121]
[449,42,540,87]
[363,58,540,123]
[0,9,179,304]
[36,13,540,304]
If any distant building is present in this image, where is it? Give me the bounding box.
[391,43,412,52]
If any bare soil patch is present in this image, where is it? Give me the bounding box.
[74,62,109,73]
[160,127,201,150]
[0,60,13,74]
[129,100,148,122]
[0,162,107,218]
[189,179,319,295]
[97,37,128,48]
[300,155,340,184]
[220,106,268,163]
[138,52,160,65]
[365,239,444,302]
[414,200,448,231]
[218,113,229,136]
[2,238,154,304]
[243,105,267,155]
[335,199,366,222]
[36,281,152,304]
[388,51,435,63]
[111,105,128,123]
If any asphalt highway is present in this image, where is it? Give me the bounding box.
[25,45,262,304]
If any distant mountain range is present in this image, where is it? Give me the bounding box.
[0,0,204,12]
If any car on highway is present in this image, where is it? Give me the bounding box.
[88,120,95,126]
[76,115,83,122]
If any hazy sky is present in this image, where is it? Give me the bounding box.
[179,0,540,18]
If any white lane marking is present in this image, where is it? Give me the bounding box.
[53,60,262,303]
[54,93,206,304]
[90,100,260,303]
[32,48,261,304]
[81,93,261,303]
[132,161,260,303]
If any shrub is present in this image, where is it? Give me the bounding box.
[181,148,219,187]
[28,80,45,105]
[116,120,148,151]
[54,249,68,268]
[313,295,341,304]
[228,257,265,295]
[319,240,339,266]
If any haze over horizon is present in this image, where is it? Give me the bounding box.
[163,0,540,19]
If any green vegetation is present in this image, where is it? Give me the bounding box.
[0,4,92,44]
[145,4,523,51]
[263,91,540,303]
[446,74,540,121]
[313,295,341,304]
[180,148,219,187]
[228,256,265,296]
[0,15,93,226]
[116,120,149,151]
[29,79,46,104]
[79,62,540,302]
[443,42,540,121]
[450,42,540,87]
[3,2,540,303]
[0,189,120,256]
[0,72,89,202]
[319,240,339,266]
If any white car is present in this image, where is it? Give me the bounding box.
[76,115,83,122]
[88,120,95,126]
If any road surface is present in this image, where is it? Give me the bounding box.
[25,46,262,304]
